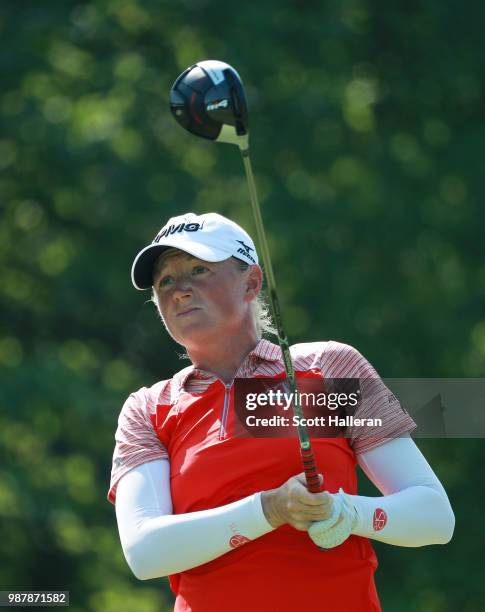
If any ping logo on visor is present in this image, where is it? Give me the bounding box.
[153,220,205,243]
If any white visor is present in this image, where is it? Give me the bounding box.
[131,212,258,290]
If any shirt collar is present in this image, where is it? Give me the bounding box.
[171,338,282,398]
[247,338,282,363]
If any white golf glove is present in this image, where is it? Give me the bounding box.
[308,488,358,549]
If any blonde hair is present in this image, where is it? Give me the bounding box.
[150,252,276,339]
[232,258,276,338]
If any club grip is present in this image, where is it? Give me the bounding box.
[301,446,321,493]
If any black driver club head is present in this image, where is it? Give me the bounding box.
[170,60,249,149]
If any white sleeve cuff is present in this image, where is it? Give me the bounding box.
[254,491,275,530]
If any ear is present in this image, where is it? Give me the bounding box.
[245,265,263,301]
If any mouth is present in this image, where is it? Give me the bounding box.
[176,307,201,317]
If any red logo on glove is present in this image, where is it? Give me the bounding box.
[373,508,387,531]
[229,534,250,549]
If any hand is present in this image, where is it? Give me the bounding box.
[261,473,334,531]
[308,489,358,549]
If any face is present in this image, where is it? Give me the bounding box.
[152,250,262,348]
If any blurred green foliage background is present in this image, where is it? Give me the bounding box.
[1,1,484,610]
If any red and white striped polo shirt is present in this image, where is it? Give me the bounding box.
[108,339,416,611]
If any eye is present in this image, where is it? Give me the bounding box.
[158,275,174,288]
[192,265,209,275]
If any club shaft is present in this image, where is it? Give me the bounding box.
[240,148,320,493]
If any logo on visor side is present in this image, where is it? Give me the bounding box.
[153,221,204,243]
[236,240,256,263]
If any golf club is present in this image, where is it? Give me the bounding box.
[169,60,320,493]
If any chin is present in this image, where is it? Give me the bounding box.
[175,323,219,346]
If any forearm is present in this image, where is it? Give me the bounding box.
[116,462,273,580]
[353,437,454,546]
[348,484,455,546]
[309,437,455,549]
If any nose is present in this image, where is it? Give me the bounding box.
[172,274,193,302]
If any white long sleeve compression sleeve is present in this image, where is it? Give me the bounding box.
[348,436,455,546]
[115,460,274,580]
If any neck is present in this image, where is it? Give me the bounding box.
[186,330,260,384]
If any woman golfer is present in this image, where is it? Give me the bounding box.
[108,211,454,611]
